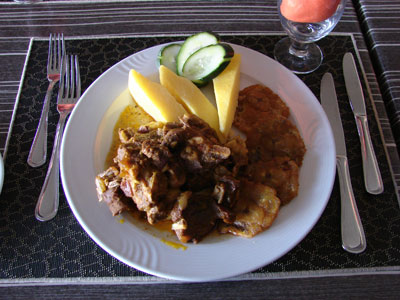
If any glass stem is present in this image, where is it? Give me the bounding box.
[289,40,310,58]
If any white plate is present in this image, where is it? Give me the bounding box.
[60,43,336,282]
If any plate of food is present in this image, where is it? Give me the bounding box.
[60,33,336,282]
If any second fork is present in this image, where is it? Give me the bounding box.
[35,55,81,221]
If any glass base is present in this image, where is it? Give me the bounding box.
[274,37,322,74]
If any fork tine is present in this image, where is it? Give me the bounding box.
[58,54,68,101]
[70,55,75,98]
[58,34,65,70]
[75,56,81,98]
[65,55,71,99]
[52,34,58,70]
[47,33,53,74]
[56,34,61,69]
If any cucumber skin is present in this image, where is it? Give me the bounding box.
[192,79,209,88]
[157,43,182,71]
[183,43,234,84]
[176,31,220,75]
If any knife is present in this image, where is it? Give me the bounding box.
[321,73,366,254]
[343,52,383,195]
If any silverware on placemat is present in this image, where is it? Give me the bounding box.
[35,55,81,221]
[27,33,65,168]
[343,52,383,195]
[321,72,366,254]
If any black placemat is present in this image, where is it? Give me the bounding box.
[0,35,399,280]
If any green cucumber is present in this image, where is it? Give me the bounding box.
[157,43,182,72]
[176,31,219,75]
[181,43,234,84]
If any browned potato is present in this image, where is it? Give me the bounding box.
[219,180,280,238]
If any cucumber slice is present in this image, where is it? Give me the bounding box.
[176,31,219,75]
[157,43,182,72]
[182,43,234,84]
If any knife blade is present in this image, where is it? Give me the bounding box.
[343,52,383,194]
[321,73,366,254]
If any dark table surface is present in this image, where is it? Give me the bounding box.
[0,0,399,299]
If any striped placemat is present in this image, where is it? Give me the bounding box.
[353,0,400,151]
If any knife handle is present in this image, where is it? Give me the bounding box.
[355,115,384,194]
[336,155,366,254]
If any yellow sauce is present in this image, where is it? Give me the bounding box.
[151,219,174,233]
[105,101,154,167]
[161,238,188,250]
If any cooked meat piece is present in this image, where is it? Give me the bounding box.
[214,203,235,224]
[129,169,170,224]
[115,143,141,168]
[119,177,134,198]
[95,166,120,195]
[179,126,231,171]
[212,175,240,208]
[180,143,231,171]
[180,114,219,143]
[99,186,132,216]
[141,139,172,169]
[119,123,162,146]
[118,127,136,144]
[180,145,203,171]
[115,136,174,224]
[162,127,186,149]
[135,185,165,223]
[171,191,219,243]
[95,166,134,215]
[219,180,280,238]
[143,168,168,196]
[184,171,214,192]
[164,121,184,131]
[201,144,231,164]
[164,161,186,188]
[137,121,164,133]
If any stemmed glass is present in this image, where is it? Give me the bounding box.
[274,0,346,74]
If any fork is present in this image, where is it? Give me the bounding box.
[35,55,81,221]
[28,33,65,167]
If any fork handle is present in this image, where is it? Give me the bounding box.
[27,80,57,167]
[35,112,67,221]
